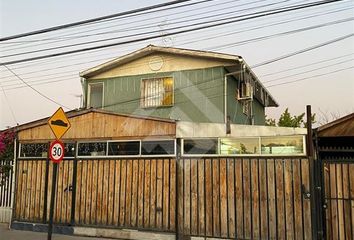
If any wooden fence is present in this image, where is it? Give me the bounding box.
[13,157,314,239]
[323,161,354,240]
[177,157,312,239]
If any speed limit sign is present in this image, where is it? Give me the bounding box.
[49,140,64,163]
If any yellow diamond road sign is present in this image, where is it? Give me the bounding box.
[48,107,71,140]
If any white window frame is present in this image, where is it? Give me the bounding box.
[140,77,174,108]
[87,82,104,109]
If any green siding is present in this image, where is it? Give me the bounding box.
[86,67,225,123]
[85,66,267,125]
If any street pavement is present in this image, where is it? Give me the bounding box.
[0,224,116,240]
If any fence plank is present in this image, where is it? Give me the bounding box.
[150,159,157,229]
[293,159,304,240]
[205,159,212,236]
[170,159,176,231]
[124,159,132,226]
[251,159,259,239]
[235,158,243,238]
[267,159,276,239]
[190,159,198,235]
[227,158,235,238]
[119,160,127,226]
[243,159,251,239]
[275,159,286,239]
[212,158,220,237]
[301,158,312,240]
[259,159,268,239]
[130,159,139,227]
[220,158,228,238]
[285,159,294,240]
[184,159,191,235]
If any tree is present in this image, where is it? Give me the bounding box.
[266,108,316,128]
[0,130,15,186]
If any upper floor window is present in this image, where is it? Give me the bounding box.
[141,77,173,108]
[88,82,103,108]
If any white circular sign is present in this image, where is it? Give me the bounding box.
[49,140,64,163]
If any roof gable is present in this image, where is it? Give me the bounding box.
[80,45,241,78]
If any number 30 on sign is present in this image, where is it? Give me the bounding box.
[49,140,64,163]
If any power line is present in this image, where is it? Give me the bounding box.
[266,66,354,87]
[0,0,345,65]
[0,0,302,59]
[263,58,354,83]
[1,65,71,110]
[259,52,354,77]
[0,84,18,125]
[251,33,354,68]
[1,3,351,77]
[209,17,354,50]
[0,0,200,42]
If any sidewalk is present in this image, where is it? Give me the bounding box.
[0,223,116,240]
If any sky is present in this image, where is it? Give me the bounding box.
[0,0,353,129]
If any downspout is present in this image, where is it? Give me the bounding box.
[224,74,227,124]
[80,77,86,109]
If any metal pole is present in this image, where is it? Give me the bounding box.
[48,163,58,240]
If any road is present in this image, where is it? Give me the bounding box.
[0,224,116,240]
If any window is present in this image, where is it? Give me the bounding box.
[64,142,76,158]
[88,83,103,108]
[141,140,175,155]
[78,142,107,156]
[261,136,304,155]
[141,77,173,108]
[220,138,259,155]
[19,143,48,158]
[108,141,140,156]
[183,139,218,155]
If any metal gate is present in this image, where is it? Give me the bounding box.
[322,160,354,240]
[0,159,15,223]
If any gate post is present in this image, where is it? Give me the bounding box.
[306,105,324,240]
[70,142,78,225]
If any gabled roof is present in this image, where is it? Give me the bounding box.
[317,112,354,137]
[80,45,241,78]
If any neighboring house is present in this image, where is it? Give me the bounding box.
[80,45,278,125]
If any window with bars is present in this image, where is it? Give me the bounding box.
[141,77,173,108]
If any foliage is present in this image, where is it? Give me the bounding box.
[266,108,316,128]
[0,129,15,186]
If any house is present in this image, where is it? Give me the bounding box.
[80,45,278,125]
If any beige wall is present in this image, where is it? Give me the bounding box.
[89,53,235,79]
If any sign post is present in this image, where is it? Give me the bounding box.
[47,107,70,240]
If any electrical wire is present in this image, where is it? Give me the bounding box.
[0,0,201,42]
[266,66,354,87]
[0,0,345,65]
[1,65,71,110]
[263,58,354,83]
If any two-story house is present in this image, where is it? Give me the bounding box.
[80,45,278,125]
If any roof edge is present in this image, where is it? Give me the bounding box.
[80,45,241,78]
